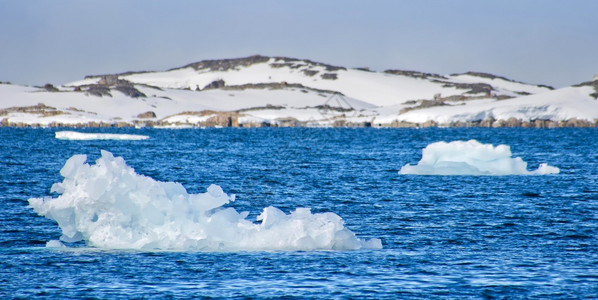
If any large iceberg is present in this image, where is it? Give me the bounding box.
[399,140,559,175]
[28,151,381,251]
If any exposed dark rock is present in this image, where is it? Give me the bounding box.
[218,82,341,95]
[270,63,294,68]
[495,95,514,101]
[177,55,347,73]
[80,74,162,92]
[164,110,240,127]
[0,103,65,117]
[85,85,112,97]
[239,121,273,128]
[384,69,447,80]
[236,104,285,112]
[75,76,148,98]
[98,75,120,86]
[312,104,354,112]
[420,120,438,127]
[321,73,338,80]
[84,70,153,80]
[180,55,271,72]
[384,120,417,128]
[271,56,346,72]
[137,111,157,119]
[400,100,448,114]
[451,71,554,90]
[270,62,305,69]
[274,117,300,127]
[203,79,226,90]
[114,84,147,98]
[437,95,470,102]
[479,117,496,127]
[442,82,494,95]
[331,120,372,127]
[302,70,319,77]
[573,80,598,99]
[454,71,512,82]
[42,83,59,92]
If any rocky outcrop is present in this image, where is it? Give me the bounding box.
[384,69,446,80]
[302,70,319,77]
[163,110,240,127]
[270,56,347,72]
[312,104,354,113]
[202,79,226,90]
[42,83,59,92]
[177,55,348,73]
[441,82,494,95]
[237,104,285,112]
[0,103,65,117]
[399,100,448,114]
[456,71,514,81]
[181,55,271,72]
[77,75,147,98]
[86,85,112,97]
[216,82,342,95]
[320,73,338,80]
[573,80,598,99]
[452,71,554,90]
[137,111,157,119]
[114,84,147,98]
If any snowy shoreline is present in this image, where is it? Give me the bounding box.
[2,56,597,128]
[1,117,596,128]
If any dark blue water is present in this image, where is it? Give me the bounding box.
[1,128,596,298]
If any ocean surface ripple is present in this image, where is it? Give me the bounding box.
[1,127,596,298]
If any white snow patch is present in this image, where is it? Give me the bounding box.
[399,140,559,175]
[55,131,149,140]
[28,151,381,251]
[396,86,598,124]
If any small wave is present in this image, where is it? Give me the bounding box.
[28,151,381,251]
[55,131,149,140]
[399,140,559,175]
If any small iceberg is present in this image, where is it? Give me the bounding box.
[55,131,149,140]
[399,140,559,175]
[28,151,381,251]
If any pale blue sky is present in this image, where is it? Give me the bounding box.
[1,0,596,87]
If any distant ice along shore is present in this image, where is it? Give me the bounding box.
[2,55,597,128]
[399,140,559,175]
[55,131,149,140]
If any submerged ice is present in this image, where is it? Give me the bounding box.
[28,151,381,251]
[399,140,559,175]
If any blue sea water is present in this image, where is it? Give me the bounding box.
[0,127,596,298]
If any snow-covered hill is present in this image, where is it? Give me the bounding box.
[1,55,597,127]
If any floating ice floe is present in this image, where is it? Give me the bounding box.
[28,151,381,251]
[399,140,559,175]
[55,131,149,140]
